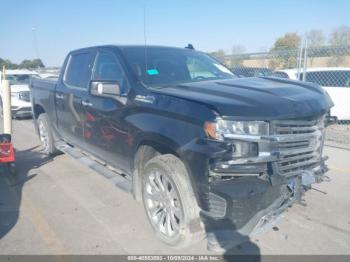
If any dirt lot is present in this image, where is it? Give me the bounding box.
[0,119,350,255]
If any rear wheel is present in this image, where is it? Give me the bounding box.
[141,154,204,248]
[37,113,58,156]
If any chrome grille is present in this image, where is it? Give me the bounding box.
[271,117,325,177]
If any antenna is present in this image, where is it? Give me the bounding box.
[143,2,148,72]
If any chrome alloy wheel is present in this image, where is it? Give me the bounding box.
[38,120,49,152]
[143,169,183,239]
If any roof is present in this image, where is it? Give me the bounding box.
[69,44,193,54]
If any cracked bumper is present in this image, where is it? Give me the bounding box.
[201,161,328,251]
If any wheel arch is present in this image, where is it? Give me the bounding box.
[132,138,180,202]
[33,103,46,119]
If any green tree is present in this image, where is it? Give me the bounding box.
[31,59,45,68]
[19,58,45,69]
[269,32,301,69]
[0,58,18,69]
[19,59,33,69]
[271,32,301,50]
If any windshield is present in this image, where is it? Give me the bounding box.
[119,47,236,87]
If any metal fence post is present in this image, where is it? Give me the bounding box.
[302,39,308,81]
[297,45,303,80]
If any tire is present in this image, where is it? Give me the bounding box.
[141,154,204,248]
[37,113,58,156]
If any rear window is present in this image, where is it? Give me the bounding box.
[64,52,94,88]
[303,70,350,87]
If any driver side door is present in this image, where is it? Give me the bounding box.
[82,49,131,173]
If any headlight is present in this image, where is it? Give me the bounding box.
[204,120,269,158]
[204,120,269,140]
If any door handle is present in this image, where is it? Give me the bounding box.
[55,93,64,99]
[82,100,93,107]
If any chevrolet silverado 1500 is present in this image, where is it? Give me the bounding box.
[30,45,334,249]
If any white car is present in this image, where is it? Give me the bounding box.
[272,67,350,121]
[0,69,38,118]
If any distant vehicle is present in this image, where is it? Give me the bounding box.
[31,45,333,249]
[36,67,61,79]
[272,67,350,120]
[230,67,273,77]
[0,69,38,118]
[38,73,59,79]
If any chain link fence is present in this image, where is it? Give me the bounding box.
[217,45,350,149]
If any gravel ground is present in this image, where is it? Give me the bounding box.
[325,124,350,149]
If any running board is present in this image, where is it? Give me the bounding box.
[55,141,132,193]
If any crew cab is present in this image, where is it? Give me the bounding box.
[30,45,334,250]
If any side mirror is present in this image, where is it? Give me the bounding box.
[90,81,121,97]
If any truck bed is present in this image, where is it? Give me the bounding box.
[30,77,57,91]
[30,77,58,129]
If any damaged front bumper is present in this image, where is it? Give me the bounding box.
[203,163,328,251]
[197,116,331,250]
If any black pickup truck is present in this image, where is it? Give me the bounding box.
[30,45,334,249]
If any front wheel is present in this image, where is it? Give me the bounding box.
[142,154,204,248]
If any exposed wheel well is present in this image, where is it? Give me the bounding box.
[132,142,179,201]
[33,104,45,119]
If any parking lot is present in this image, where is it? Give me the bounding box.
[0,119,350,255]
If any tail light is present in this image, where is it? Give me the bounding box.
[0,143,15,163]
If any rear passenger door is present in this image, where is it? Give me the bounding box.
[56,50,96,148]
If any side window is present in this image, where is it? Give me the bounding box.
[64,52,94,88]
[92,51,125,84]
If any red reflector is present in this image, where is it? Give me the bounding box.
[0,143,15,163]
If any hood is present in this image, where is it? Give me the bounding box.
[151,77,333,120]
[10,84,30,93]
